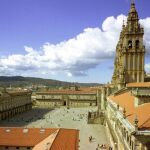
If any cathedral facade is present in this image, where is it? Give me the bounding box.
[112,2,145,89]
[98,2,150,149]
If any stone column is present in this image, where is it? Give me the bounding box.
[128,54,131,71]
[67,96,70,109]
[96,90,101,111]
[141,54,144,71]
[130,54,133,71]
[101,87,106,110]
[137,53,140,82]
[141,54,144,81]
[133,53,135,71]
[126,55,128,70]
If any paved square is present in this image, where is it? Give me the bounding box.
[0,107,110,150]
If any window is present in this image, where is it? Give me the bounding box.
[128,40,132,48]
[136,40,139,49]
[42,96,45,99]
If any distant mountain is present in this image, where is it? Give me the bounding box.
[0,76,102,88]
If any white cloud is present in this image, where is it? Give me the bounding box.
[0,14,150,78]
[145,64,150,73]
[140,18,150,55]
[67,72,72,77]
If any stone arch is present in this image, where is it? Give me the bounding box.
[128,40,132,48]
[135,40,140,49]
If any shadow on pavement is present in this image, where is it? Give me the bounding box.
[0,107,54,127]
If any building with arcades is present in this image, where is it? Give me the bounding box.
[35,87,99,108]
[0,88,32,120]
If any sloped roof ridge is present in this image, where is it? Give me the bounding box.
[49,128,61,150]
[139,117,150,129]
[113,87,129,96]
[33,129,60,150]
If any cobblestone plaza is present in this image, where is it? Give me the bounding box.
[0,107,110,150]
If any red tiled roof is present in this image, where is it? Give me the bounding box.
[108,92,150,130]
[127,82,150,88]
[36,89,96,95]
[50,128,79,150]
[0,128,56,147]
[0,128,79,150]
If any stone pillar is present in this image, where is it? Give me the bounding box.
[101,87,106,110]
[132,72,135,82]
[141,54,144,82]
[126,54,128,70]
[135,53,137,71]
[137,53,140,82]
[135,54,137,82]
[97,90,101,111]
[131,53,133,71]
[128,54,131,71]
[67,96,70,109]
[133,54,136,71]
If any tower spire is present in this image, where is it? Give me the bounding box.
[111,0,145,89]
[127,0,138,26]
[130,0,136,13]
[131,0,135,4]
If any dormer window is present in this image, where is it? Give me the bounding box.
[128,40,132,48]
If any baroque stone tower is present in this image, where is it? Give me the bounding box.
[112,1,145,89]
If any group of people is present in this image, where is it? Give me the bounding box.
[89,136,93,142]
[96,144,113,150]
[89,136,113,150]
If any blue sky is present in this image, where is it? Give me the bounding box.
[0,0,150,83]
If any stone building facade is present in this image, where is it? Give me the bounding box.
[106,83,150,150]
[98,2,150,150]
[0,89,32,120]
[35,88,98,108]
[112,1,145,89]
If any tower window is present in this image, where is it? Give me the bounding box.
[42,96,45,99]
[135,40,139,48]
[128,40,132,48]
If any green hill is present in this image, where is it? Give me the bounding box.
[0,76,102,88]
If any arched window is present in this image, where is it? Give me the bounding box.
[128,40,132,48]
[135,40,139,49]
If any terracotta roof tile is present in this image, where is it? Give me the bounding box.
[0,128,79,150]
[50,128,79,150]
[108,92,150,130]
[0,128,57,147]
[127,82,150,88]
[36,89,96,95]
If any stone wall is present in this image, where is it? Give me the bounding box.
[35,93,97,108]
[0,92,32,120]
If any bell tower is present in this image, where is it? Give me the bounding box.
[112,1,145,89]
